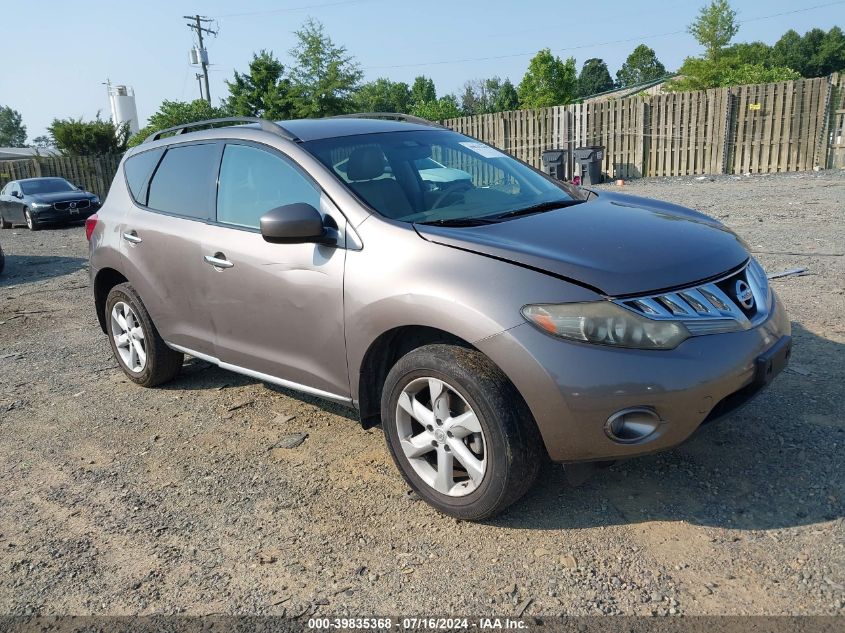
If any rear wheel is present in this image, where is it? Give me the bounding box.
[24,209,39,231]
[105,283,183,387]
[381,344,542,520]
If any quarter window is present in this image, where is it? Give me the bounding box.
[147,143,219,219]
[217,144,320,230]
[124,148,164,204]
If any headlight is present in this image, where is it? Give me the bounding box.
[30,202,52,209]
[521,301,690,350]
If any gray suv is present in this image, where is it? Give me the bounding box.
[87,115,791,520]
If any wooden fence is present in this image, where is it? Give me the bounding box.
[443,73,845,179]
[0,154,121,198]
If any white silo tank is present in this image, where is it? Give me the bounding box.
[109,85,140,135]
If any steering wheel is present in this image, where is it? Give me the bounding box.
[430,180,473,209]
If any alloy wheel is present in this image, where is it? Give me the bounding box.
[111,301,147,373]
[25,210,33,230]
[395,376,487,497]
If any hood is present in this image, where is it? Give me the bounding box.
[414,191,749,296]
[27,191,93,203]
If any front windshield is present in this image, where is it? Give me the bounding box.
[304,130,585,224]
[20,178,77,195]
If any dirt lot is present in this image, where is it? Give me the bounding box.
[0,171,843,617]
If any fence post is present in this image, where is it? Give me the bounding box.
[721,88,735,174]
[815,75,835,170]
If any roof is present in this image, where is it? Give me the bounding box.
[580,74,679,103]
[276,117,438,142]
[0,147,60,160]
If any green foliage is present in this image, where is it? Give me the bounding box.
[0,105,27,147]
[616,45,668,87]
[128,99,230,147]
[287,18,363,118]
[459,77,520,115]
[225,50,293,119]
[772,27,845,78]
[353,78,412,113]
[517,49,577,108]
[668,57,800,91]
[688,0,738,60]
[411,95,462,121]
[31,135,53,149]
[577,58,614,97]
[721,41,772,66]
[410,76,437,108]
[48,114,128,155]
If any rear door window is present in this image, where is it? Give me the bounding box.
[216,143,320,230]
[147,143,221,220]
[124,148,164,204]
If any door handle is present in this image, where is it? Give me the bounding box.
[204,254,234,269]
[123,231,142,244]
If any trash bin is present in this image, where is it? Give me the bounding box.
[573,146,604,185]
[541,149,569,181]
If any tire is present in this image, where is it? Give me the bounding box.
[0,245,5,274]
[0,213,11,229]
[381,344,542,520]
[105,283,183,387]
[24,209,40,231]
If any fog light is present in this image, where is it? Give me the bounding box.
[604,407,662,443]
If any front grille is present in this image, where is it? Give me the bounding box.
[613,259,771,336]
[53,199,90,211]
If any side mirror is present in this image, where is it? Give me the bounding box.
[259,203,335,245]
[13,191,22,199]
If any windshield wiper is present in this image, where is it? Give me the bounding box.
[416,217,500,227]
[488,199,584,221]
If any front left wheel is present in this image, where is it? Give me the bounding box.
[381,344,543,521]
[24,209,40,231]
[105,283,183,387]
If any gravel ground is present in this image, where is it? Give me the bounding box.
[0,171,843,617]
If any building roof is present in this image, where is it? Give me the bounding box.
[0,147,59,160]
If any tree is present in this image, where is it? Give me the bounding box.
[668,58,799,91]
[410,76,437,108]
[0,106,27,147]
[721,41,772,67]
[688,0,738,60]
[128,99,230,147]
[494,78,519,112]
[577,58,614,97]
[31,135,53,149]
[225,50,293,119]
[287,18,363,118]
[517,49,577,108]
[48,115,128,155]
[772,27,845,78]
[411,95,462,121]
[353,78,411,113]
[616,45,668,87]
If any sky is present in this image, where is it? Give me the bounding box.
[2,0,844,140]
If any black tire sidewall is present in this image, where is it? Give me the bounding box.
[105,284,163,386]
[381,345,536,520]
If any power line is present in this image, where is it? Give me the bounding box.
[364,0,845,70]
[219,0,376,19]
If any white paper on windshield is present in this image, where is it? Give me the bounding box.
[459,141,506,158]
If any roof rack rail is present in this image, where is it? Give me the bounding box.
[144,117,299,144]
[331,112,447,129]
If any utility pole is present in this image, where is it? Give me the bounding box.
[196,73,205,101]
[184,15,216,104]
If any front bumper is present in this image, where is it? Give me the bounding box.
[476,291,791,462]
[31,205,98,224]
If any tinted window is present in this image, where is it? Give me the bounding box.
[124,148,164,204]
[20,178,76,194]
[147,143,219,219]
[217,144,320,229]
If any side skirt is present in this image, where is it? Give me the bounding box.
[166,342,353,405]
